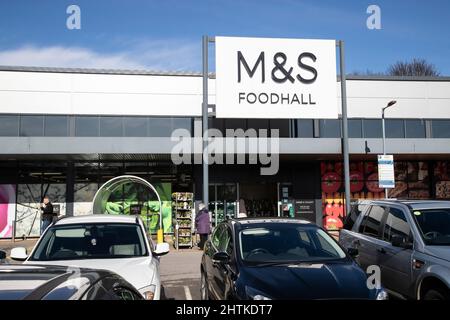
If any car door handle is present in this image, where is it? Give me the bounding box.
[377,248,387,254]
[352,240,361,246]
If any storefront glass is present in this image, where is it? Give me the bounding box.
[321,160,444,231]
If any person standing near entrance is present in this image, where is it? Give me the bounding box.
[195,203,211,250]
[40,196,54,235]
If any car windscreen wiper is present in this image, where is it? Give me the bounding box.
[248,261,303,267]
[248,259,345,267]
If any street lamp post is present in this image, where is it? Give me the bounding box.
[381,100,397,198]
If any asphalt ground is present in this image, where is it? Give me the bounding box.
[159,248,203,300]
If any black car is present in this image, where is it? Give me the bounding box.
[0,264,143,300]
[200,218,388,300]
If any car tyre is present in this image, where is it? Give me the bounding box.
[200,270,210,300]
[423,288,450,300]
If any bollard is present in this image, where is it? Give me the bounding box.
[157,228,163,244]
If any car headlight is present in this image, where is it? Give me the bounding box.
[245,286,272,300]
[376,289,389,300]
[139,285,156,300]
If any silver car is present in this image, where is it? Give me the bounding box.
[340,200,450,300]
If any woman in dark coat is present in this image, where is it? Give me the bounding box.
[195,203,211,250]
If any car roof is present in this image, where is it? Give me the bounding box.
[354,199,450,210]
[230,217,315,226]
[54,214,140,226]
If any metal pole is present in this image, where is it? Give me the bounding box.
[338,40,351,216]
[382,109,388,198]
[202,35,209,207]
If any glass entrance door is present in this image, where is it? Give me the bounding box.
[208,183,238,227]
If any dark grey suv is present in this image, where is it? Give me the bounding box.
[340,200,450,300]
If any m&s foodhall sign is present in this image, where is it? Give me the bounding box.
[215,36,338,119]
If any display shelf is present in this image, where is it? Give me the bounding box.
[172,192,194,250]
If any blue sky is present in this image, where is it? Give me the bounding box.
[0,0,449,74]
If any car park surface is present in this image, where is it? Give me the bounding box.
[340,200,450,300]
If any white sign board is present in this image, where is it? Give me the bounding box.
[215,36,338,119]
[378,155,395,189]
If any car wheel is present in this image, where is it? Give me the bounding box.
[200,270,209,300]
[424,288,450,300]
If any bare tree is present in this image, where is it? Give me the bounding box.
[388,58,440,76]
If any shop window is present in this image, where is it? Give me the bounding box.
[172,118,192,135]
[100,117,123,137]
[148,117,173,136]
[0,115,19,136]
[319,119,341,138]
[432,120,450,138]
[247,119,269,134]
[385,119,405,138]
[224,119,246,131]
[209,118,224,134]
[405,120,426,138]
[269,119,290,137]
[434,161,450,199]
[20,115,44,137]
[75,116,99,137]
[124,117,148,137]
[348,119,362,138]
[297,119,314,138]
[44,116,68,137]
[363,119,382,138]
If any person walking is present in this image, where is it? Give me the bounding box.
[195,203,211,250]
[40,196,54,235]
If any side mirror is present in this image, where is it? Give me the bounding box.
[153,242,170,256]
[0,250,6,260]
[347,248,359,258]
[391,235,412,249]
[10,247,28,261]
[212,251,230,264]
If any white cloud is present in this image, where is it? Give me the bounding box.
[0,40,201,71]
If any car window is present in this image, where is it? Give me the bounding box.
[211,225,224,249]
[217,226,232,253]
[112,287,142,300]
[383,208,411,242]
[30,223,148,261]
[412,208,450,245]
[223,227,234,256]
[344,204,367,231]
[239,224,346,263]
[299,230,312,245]
[359,205,385,239]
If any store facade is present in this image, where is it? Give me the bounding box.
[1,66,450,238]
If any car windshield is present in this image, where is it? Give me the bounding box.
[30,223,148,261]
[238,224,347,264]
[412,208,450,245]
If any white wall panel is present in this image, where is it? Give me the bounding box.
[1,70,449,118]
